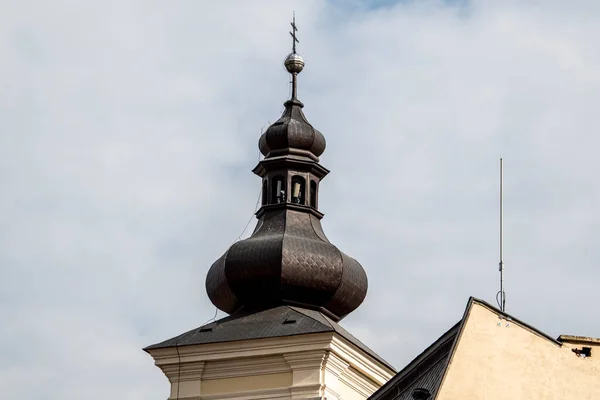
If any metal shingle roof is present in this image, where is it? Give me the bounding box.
[144,305,395,372]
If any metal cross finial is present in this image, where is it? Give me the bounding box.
[289,12,299,54]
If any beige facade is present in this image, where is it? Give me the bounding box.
[437,301,600,400]
[146,332,395,400]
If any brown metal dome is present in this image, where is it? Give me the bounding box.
[205,41,368,322]
[206,209,367,321]
[258,99,326,161]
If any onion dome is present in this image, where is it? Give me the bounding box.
[258,51,325,161]
[205,20,368,322]
[258,98,326,161]
[206,210,367,321]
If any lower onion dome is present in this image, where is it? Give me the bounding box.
[205,209,367,321]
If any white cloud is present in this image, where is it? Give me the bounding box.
[1,0,600,398]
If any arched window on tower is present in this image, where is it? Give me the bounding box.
[271,175,286,204]
[291,176,306,205]
[310,180,317,208]
[262,180,267,206]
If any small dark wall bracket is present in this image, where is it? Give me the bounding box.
[572,347,592,358]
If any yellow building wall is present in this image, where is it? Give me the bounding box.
[438,302,600,400]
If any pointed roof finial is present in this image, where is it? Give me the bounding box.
[284,12,304,101]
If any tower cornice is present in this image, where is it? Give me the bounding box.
[252,156,330,179]
[255,202,324,219]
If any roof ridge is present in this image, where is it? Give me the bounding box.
[470,297,562,346]
[434,296,560,400]
[287,306,394,371]
[287,306,335,330]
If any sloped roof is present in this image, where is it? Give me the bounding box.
[369,297,561,400]
[368,321,461,400]
[368,297,571,400]
[431,298,600,398]
[144,305,395,371]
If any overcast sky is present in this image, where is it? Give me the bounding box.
[2,0,600,398]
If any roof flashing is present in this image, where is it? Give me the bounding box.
[470,297,563,347]
[558,335,600,345]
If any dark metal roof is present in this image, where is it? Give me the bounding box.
[144,305,395,371]
[368,322,460,400]
[206,207,368,322]
[205,47,368,322]
[393,354,449,400]
[369,296,565,400]
[259,98,326,161]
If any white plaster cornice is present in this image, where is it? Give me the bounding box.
[161,360,205,383]
[340,366,379,397]
[329,334,394,385]
[148,332,335,366]
[283,350,327,370]
[323,352,350,377]
[147,330,394,400]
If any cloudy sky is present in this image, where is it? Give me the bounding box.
[2,0,600,398]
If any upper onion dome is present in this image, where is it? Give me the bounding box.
[258,98,326,161]
[258,51,326,161]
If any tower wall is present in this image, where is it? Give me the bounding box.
[147,332,394,400]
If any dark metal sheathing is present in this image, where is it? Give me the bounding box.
[309,214,329,242]
[259,99,326,159]
[206,89,367,321]
[281,211,343,305]
[324,252,368,318]
[224,210,286,307]
[205,251,238,313]
[144,305,394,372]
[391,354,449,400]
[369,324,460,400]
[206,209,368,321]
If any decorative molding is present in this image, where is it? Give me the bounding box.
[161,361,205,383]
[323,385,342,400]
[148,331,394,400]
[329,335,394,385]
[321,352,347,400]
[284,350,327,390]
[149,332,335,365]
[203,355,290,380]
[284,350,327,370]
[340,366,379,397]
[199,384,322,400]
[289,383,323,400]
[323,352,349,377]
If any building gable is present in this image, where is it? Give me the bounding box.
[437,299,600,399]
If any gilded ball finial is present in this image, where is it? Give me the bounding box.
[284,52,305,74]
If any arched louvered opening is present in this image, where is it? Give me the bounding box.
[291,176,306,205]
[271,175,286,204]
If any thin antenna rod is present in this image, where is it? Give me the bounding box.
[498,158,506,312]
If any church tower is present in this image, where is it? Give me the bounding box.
[145,17,395,400]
